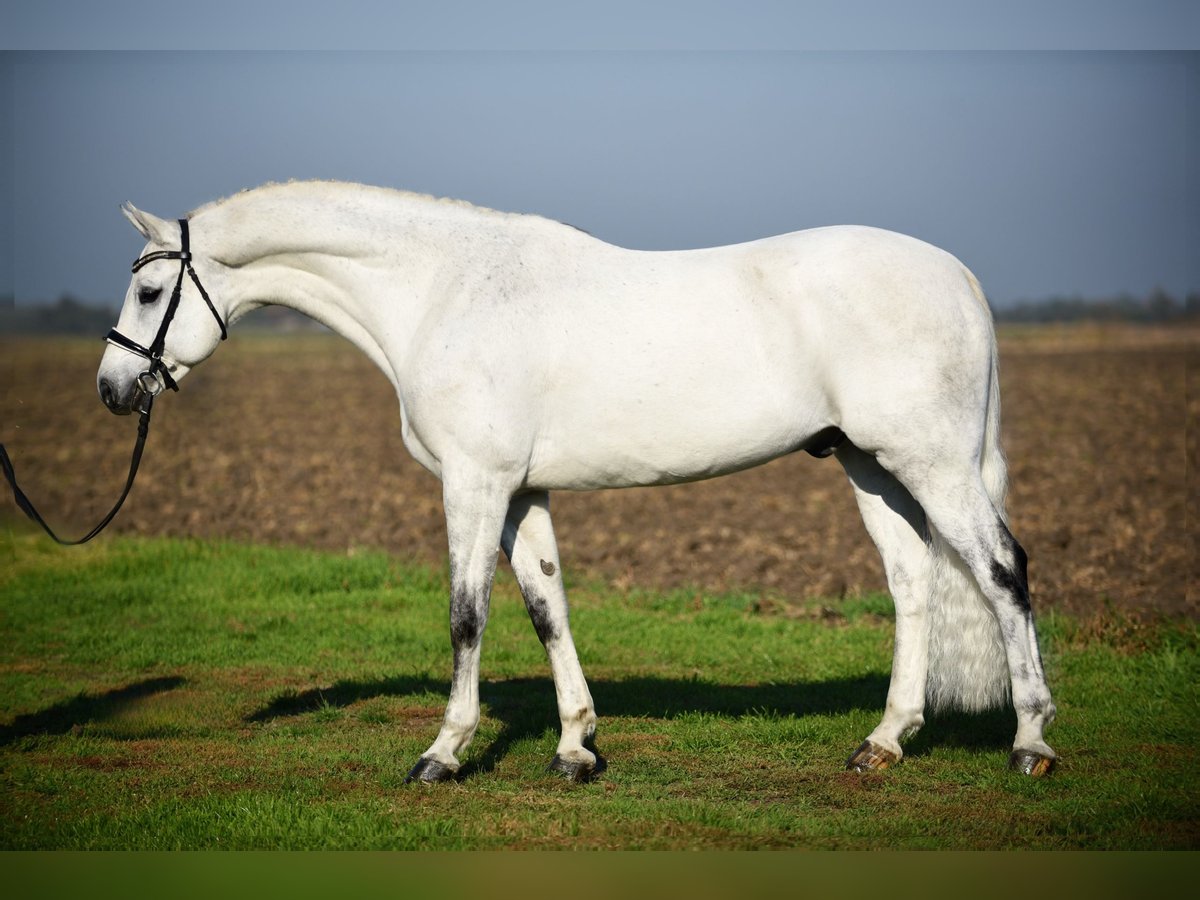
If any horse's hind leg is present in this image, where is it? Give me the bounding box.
[406,470,513,784]
[501,490,600,782]
[898,464,1057,775]
[837,444,933,771]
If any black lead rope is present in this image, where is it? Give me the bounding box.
[0,217,225,545]
[0,400,154,545]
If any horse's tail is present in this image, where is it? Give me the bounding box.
[924,271,1010,712]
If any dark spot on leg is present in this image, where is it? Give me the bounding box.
[540,559,556,576]
[450,587,481,647]
[991,522,1031,612]
[523,592,559,644]
[1019,697,1050,715]
[990,559,1019,601]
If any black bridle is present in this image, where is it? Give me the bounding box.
[106,217,228,399]
[0,217,226,545]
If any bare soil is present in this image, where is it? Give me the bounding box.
[2,323,1195,618]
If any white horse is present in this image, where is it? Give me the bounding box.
[98,180,1056,782]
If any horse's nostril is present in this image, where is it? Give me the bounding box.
[99,378,116,409]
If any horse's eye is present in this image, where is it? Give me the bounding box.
[138,286,162,305]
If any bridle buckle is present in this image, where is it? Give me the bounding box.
[137,370,165,396]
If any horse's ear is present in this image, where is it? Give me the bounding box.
[120,202,173,244]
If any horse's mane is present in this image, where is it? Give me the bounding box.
[188,179,587,232]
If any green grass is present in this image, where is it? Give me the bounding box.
[1,530,1196,849]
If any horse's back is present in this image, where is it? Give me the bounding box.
[513,225,993,490]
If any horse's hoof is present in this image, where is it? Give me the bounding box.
[404,756,457,784]
[846,739,899,772]
[548,753,603,783]
[1008,749,1056,777]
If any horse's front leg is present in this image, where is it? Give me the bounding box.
[500,490,600,782]
[406,470,512,784]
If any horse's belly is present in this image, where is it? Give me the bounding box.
[525,387,827,490]
[526,445,792,491]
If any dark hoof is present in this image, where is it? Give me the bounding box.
[404,756,457,784]
[1008,749,1056,777]
[548,752,606,783]
[846,739,899,772]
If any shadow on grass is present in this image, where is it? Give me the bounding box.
[904,708,1015,757]
[245,672,1017,775]
[5,672,1015,770]
[245,672,891,724]
[0,676,187,746]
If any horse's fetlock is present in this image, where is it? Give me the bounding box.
[898,711,925,741]
[442,714,480,741]
[556,744,597,765]
[885,701,924,730]
[1018,691,1053,718]
[864,732,904,759]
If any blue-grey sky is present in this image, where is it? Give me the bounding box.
[2,4,1197,308]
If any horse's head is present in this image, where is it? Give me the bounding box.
[97,203,227,415]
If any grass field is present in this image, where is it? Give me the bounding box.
[2,530,1196,850]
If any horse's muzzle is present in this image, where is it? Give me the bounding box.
[98,377,134,416]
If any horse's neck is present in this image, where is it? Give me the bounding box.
[196,186,505,385]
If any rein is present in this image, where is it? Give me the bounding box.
[0,218,226,545]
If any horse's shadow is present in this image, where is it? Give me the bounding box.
[244,673,1014,774]
[1,672,1012,769]
[0,675,187,746]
